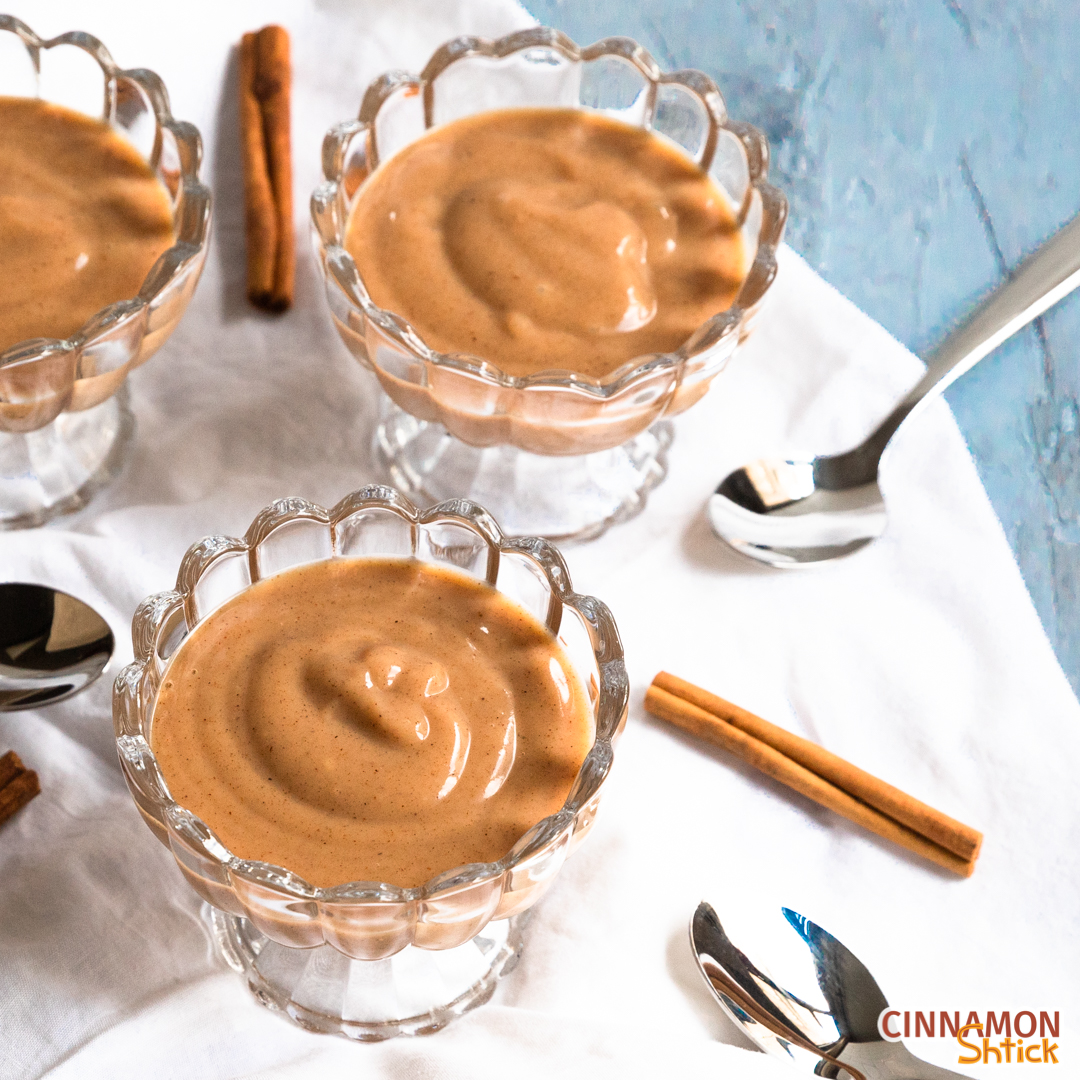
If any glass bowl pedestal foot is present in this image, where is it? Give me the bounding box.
[206,905,527,1041]
[0,385,134,530]
[374,398,673,542]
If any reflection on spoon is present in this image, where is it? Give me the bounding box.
[0,583,114,711]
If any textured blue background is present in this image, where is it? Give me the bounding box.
[525,0,1080,694]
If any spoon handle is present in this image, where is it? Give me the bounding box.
[846,210,1080,478]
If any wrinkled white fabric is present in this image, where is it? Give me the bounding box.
[2,3,1078,1078]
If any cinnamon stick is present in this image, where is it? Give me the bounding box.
[645,678,980,877]
[0,749,24,790]
[654,672,982,863]
[0,750,40,826]
[240,25,293,311]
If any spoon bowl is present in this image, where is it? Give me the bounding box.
[0,583,114,711]
[709,465,886,567]
[710,211,1080,566]
[690,902,971,1079]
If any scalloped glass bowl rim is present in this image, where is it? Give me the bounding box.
[313,26,787,399]
[114,486,627,906]
[0,15,210,367]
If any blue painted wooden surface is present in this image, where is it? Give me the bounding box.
[525,0,1080,695]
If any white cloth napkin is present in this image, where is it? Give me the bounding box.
[3,3,1078,1078]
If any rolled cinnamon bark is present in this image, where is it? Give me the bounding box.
[0,751,40,826]
[652,672,982,862]
[645,678,979,877]
[0,749,24,790]
[240,25,293,311]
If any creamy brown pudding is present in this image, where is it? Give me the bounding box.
[151,558,594,889]
[0,97,175,353]
[345,107,747,378]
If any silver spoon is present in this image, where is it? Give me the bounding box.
[691,902,971,1079]
[0,583,113,711]
[709,212,1080,566]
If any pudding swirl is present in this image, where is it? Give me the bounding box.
[0,96,174,353]
[151,558,593,888]
[345,107,748,378]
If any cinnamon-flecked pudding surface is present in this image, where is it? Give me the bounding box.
[0,97,174,353]
[151,558,594,888]
[345,107,747,378]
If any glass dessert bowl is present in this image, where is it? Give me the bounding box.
[113,486,627,1040]
[312,27,786,541]
[0,16,211,529]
